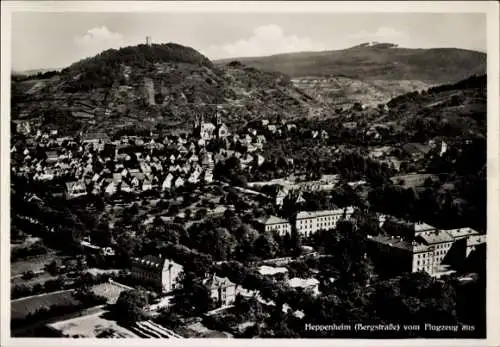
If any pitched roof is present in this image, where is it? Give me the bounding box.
[296,207,354,220]
[288,277,319,289]
[203,274,234,289]
[131,172,146,181]
[132,255,163,269]
[82,132,110,142]
[258,215,289,225]
[402,142,430,155]
[417,230,454,245]
[467,234,486,247]
[443,227,479,239]
[368,234,413,252]
[65,181,84,192]
[258,265,288,276]
[414,222,436,233]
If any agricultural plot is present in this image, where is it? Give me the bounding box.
[90,281,132,305]
[11,290,79,321]
[48,311,138,338]
[11,253,64,276]
[390,173,438,188]
[11,271,58,288]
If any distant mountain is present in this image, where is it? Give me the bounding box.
[13,68,61,76]
[11,43,319,136]
[215,43,486,83]
[214,43,486,107]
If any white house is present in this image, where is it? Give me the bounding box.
[204,170,214,183]
[162,173,174,190]
[121,181,132,193]
[105,182,117,196]
[174,176,184,188]
[65,181,87,199]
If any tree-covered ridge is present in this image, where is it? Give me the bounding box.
[64,43,213,74]
[58,43,213,91]
[388,74,486,109]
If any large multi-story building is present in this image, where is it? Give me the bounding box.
[202,274,238,307]
[256,216,292,236]
[416,229,455,269]
[368,223,486,277]
[131,255,183,294]
[295,207,355,236]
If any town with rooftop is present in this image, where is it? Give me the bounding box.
[8,13,488,340]
[11,104,487,338]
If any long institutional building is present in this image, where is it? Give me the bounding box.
[367,222,486,277]
[256,207,355,236]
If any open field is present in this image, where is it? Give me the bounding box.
[11,253,64,276]
[184,321,232,338]
[390,173,438,188]
[48,310,138,338]
[90,281,133,305]
[11,236,43,252]
[11,290,79,321]
[11,271,58,288]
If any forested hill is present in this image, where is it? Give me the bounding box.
[11,43,319,136]
[60,43,214,91]
[385,74,486,139]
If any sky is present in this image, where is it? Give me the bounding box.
[11,12,486,72]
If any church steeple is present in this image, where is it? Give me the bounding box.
[214,111,222,126]
[193,112,200,129]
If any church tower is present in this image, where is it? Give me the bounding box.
[193,112,200,130]
[214,111,222,126]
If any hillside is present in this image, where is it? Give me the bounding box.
[291,76,431,108]
[312,74,487,142]
[385,74,487,139]
[215,43,486,107]
[11,43,319,136]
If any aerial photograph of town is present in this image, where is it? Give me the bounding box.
[5,4,493,341]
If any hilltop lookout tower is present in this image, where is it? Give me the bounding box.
[146,36,152,46]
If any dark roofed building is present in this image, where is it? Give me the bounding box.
[45,151,59,163]
[202,273,238,307]
[402,142,431,160]
[130,255,183,294]
[82,132,110,145]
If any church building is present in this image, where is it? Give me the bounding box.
[193,111,230,141]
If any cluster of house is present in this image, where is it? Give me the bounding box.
[248,174,341,207]
[12,113,276,200]
[130,254,242,308]
[367,220,486,277]
[366,139,449,173]
[367,146,402,172]
[257,265,320,296]
[256,206,355,237]
[130,253,322,311]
